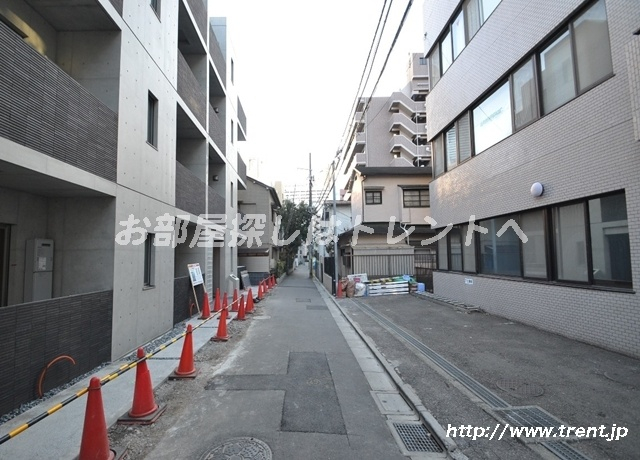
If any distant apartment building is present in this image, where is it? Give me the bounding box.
[0,0,247,414]
[424,0,640,356]
[337,53,435,284]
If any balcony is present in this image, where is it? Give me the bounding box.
[184,0,208,41]
[390,113,419,136]
[356,152,367,166]
[175,161,206,216]
[208,104,226,154]
[389,91,421,115]
[389,135,431,159]
[208,185,226,215]
[237,97,247,141]
[237,153,247,188]
[208,24,226,84]
[177,51,207,127]
[354,131,366,153]
[0,21,117,181]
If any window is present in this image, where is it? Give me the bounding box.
[433,134,444,177]
[445,126,457,170]
[403,189,429,207]
[461,224,476,272]
[464,0,482,41]
[231,58,235,83]
[512,58,538,130]
[588,193,631,286]
[144,233,155,287]
[540,30,575,114]
[365,191,382,205]
[230,120,235,145]
[429,43,441,88]
[147,91,158,147]
[473,81,512,154]
[150,0,160,16]
[521,209,547,278]
[230,181,234,206]
[482,0,500,21]
[553,203,588,282]
[479,215,521,276]
[457,113,472,162]
[438,236,448,270]
[573,0,613,91]
[452,11,466,59]
[441,31,453,73]
[449,226,463,271]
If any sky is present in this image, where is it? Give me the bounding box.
[208,0,426,200]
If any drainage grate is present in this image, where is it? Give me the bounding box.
[494,406,566,429]
[393,422,443,453]
[542,441,592,460]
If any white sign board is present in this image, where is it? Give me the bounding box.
[188,263,204,286]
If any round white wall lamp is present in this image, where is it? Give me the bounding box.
[530,182,544,197]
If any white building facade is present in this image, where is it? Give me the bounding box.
[425,0,640,356]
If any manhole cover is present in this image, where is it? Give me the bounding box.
[496,378,544,398]
[199,437,272,460]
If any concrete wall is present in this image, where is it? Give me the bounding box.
[359,175,431,225]
[426,0,640,357]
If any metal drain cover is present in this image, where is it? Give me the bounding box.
[199,437,272,460]
[393,422,443,453]
[496,378,544,398]
[494,406,566,429]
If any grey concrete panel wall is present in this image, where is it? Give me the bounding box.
[208,107,226,153]
[0,290,113,415]
[186,0,208,42]
[0,21,118,182]
[46,197,116,296]
[628,34,640,141]
[208,25,227,84]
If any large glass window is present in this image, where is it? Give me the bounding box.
[441,31,453,73]
[464,0,481,40]
[573,0,613,91]
[553,203,588,282]
[449,227,463,271]
[482,0,500,21]
[429,44,440,88]
[521,210,547,278]
[433,134,444,177]
[479,215,521,276]
[452,11,466,59]
[462,223,476,272]
[438,236,448,270]
[512,58,538,130]
[446,126,457,170]
[473,81,512,153]
[588,193,631,285]
[540,30,576,114]
[457,113,472,162]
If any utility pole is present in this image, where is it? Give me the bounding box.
[332,156,339,295]
[308,152,313,279]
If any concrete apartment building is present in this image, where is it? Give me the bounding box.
[237,176,282,284]
[0,0,247,415]
[337,53,435,282]
[424,0,640,356]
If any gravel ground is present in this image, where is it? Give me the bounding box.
[107,306,258,459]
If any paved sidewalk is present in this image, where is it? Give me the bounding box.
[336,292,640,460]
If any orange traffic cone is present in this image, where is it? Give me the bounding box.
[257,282,264,301]
[231,288,239,312]
[169,324,198,379]
[213,288,221,313]
[246,288,255,314]
[199,288,211,319]
[212,306,230,341]
[236,295,246,321]
[79,377,121,460]
[118,348,166,424]
[336,279,344,298]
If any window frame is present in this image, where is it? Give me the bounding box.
[147,91,158,147]
[365,190,382,205]
[143,232,156,288]
[402,188,430,208]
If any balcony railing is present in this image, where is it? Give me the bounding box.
[185,0,208,41]
[354,131,365,153]
[389,135,430,159]
[176,161,206,216]
[208,25,226,85]
[237,153,247,184]
[0,21,118,182]
[208,104,226,154]
[177,51,206,126]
